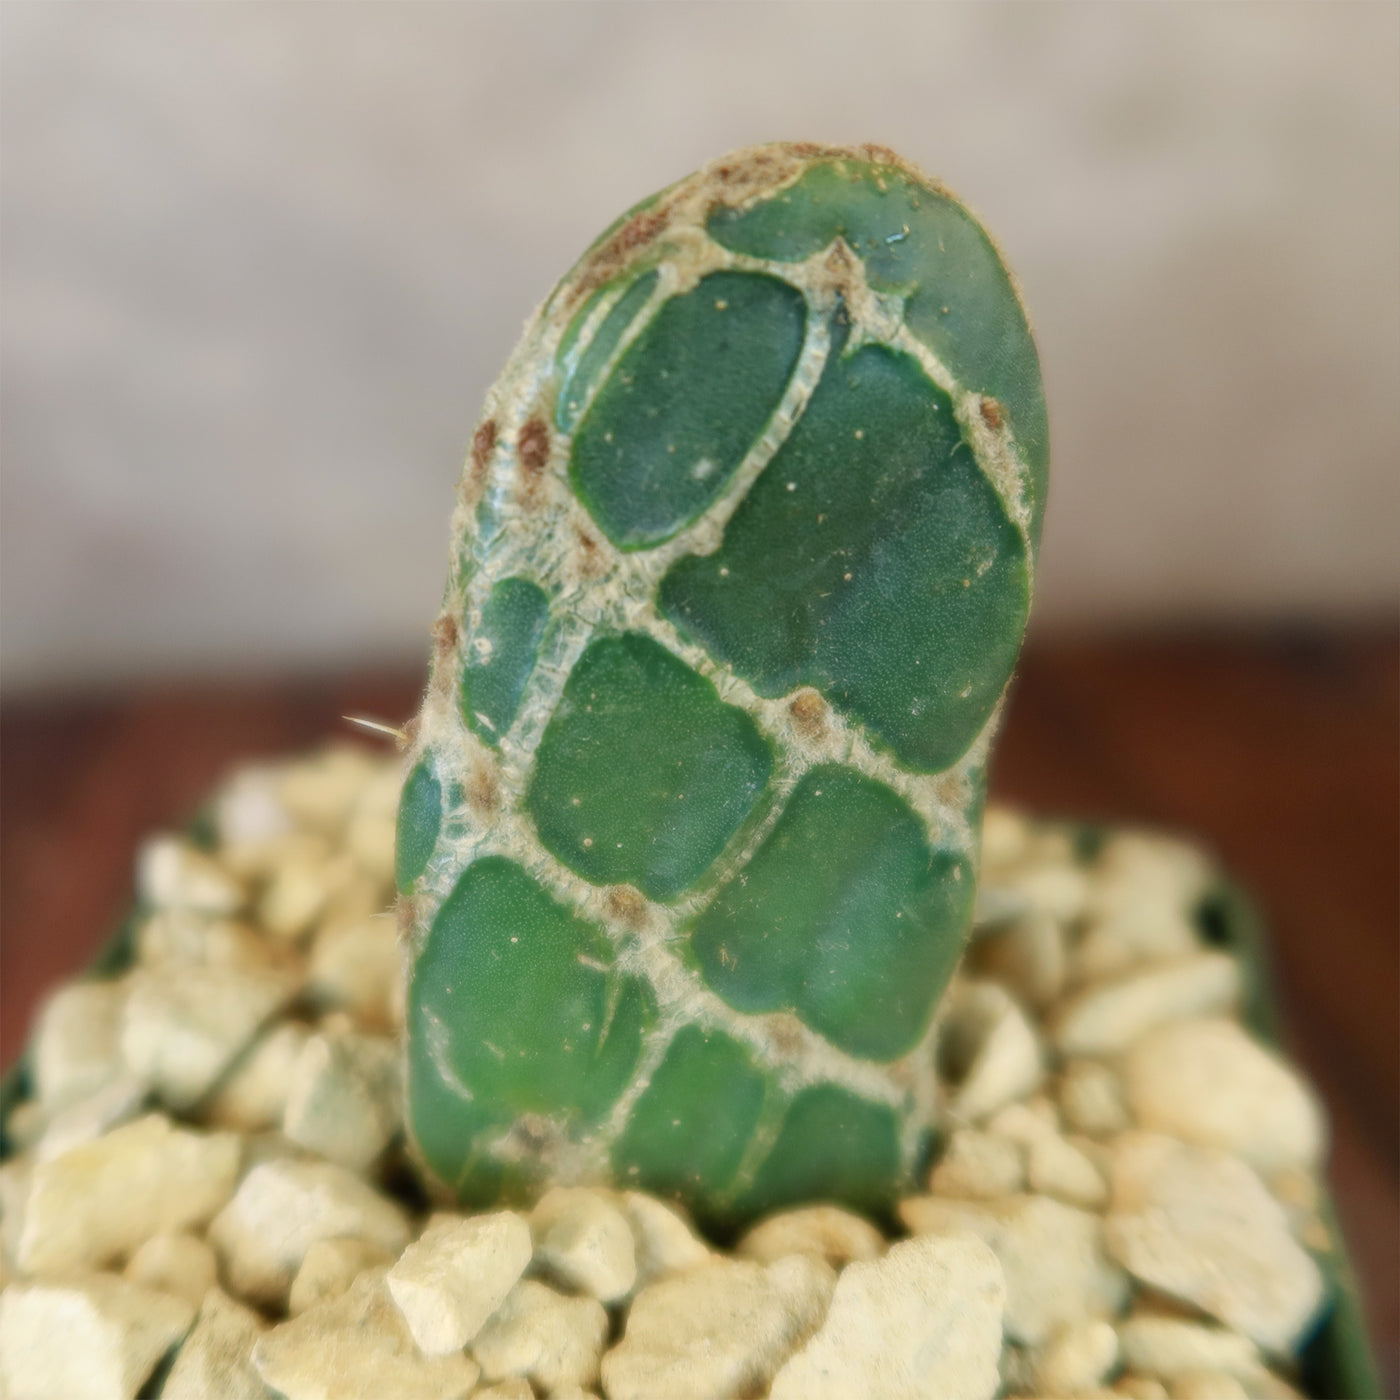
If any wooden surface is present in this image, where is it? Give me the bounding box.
[3,627,1396,1387]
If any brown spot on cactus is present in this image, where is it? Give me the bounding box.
[466,762,499,816]
[464,418,497,503]
[788,687,828,740]
[518,418,550,477]
[980,396,1004,430]
[431,613,459,659]
[605,885,649,930]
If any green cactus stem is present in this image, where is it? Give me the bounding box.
[398,142,1046,1228]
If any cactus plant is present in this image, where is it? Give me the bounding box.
[397,142,1046,1228]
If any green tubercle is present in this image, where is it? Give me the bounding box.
[401,142,1046,1227]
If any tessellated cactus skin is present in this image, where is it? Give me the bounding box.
[399,143,1046,1227]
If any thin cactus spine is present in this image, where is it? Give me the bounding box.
[398,142,1046,1226]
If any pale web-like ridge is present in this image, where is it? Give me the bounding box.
[406,205,1030,1191]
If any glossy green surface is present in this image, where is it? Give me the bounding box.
[691,765,973,1061]
[394,758,442,895]
[409,856,653,1190]
[570,271,806,548]
[661,329,1029,771]
[707,158,1048,541]
[460,576,550,745]
[612,1025,767,1201]
[527,632,772,901]
[403,143,1046,1224]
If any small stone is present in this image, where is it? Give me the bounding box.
[278,747,379,834]
[162,1287,268,1400]
[940,981,1045,1121]
[120,965,298,1112]
[1116,1314,1262,1381]
[1104,1133,1324,1352]
[1032,1319,1119,1396]
[386,1211,532,1354]
[0,1273,194,1400]
[970,910,1067,1010]
[473,1381,535,1400]
[998,852,1093,923]
[1121,1019,1325,1175]
[123,1232,218,1307]
[530,1186,637,1302]
[135,910,275,971]
[1059,1059,1133,1138]
[1088,831,1214,927]
[203,1022,312,1133]
[927,1128,1026,1200]
[1052,953,1240,1058]
[1167,1372,1250,1400]
[601,1255,835,1400]
[288,1235,395,1315]
[253,1269,479,1400]
[282,1029,400,1172]
[987,1098,1061,1145]
[471,1278,608,1393]
[137,835,244,914]
[769,1233,1004,1400]
[215,763,294,857]
[899,1194,1129,1346]
[617,1190,713,1286]
[34,1075,147,1162]
[307,915,400,1030]
[208,1158,411,1308]
[30,979,129,1109]
[257,848,338,943]
[980,806,1033,870]
[17,1114,240,1275]
[1115,1380,1171,1400]
[736,1204,886,1268]
[1028,1133,1109,1210]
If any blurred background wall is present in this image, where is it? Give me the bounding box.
[2,1,1396,693]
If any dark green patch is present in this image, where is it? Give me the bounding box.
[459,577,550,746]
[736,1085,904,1219]
[556,271,660,431]
[660,335,1029,773]
[395,758,442,894]
[706,157,1047,540]
[526,633,772,902]
[691,765,973,1061]
[612,1026,768,1202]
[406,856,653,1197]
[569,271,806,549]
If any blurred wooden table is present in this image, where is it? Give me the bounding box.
[3,627,1396,1387]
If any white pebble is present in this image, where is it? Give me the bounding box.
[1058,1059,1133,1138]
[1121,1019,1325,1174]
[970,910,1067,1010]
[1027,1133,1109,1210]
[34,1075,147,1162]
[16,1114,239,1275]
[30,979,129,1109]
[120,965,298,1112]
[928,1128,1026,1200]
[1033,1318,1120,1395]
[769,1233,1004,1400]
[472,1278,609,1394]
[208,1159,411,1308]
[288,1236,394,1315]
[736,1204,886,1268]
[1105,1133,1324,1352]
[307,915,400,1030]
[899,1193,1129,1346]
[602,1255,835,1400]
[137,835,244,914]
[1052,953,1240,1057]
[203,1022,311,1133]
[530,1186,637,1302]
[617,1190,713,1286]
[252,1269,479,1400]
[123,1231,218,1307]
[281,1030,400,1173]
[0,1273,194,1400]
[386,1211,531,1354]
[162,1286,268,1400]
[940,981,1045,1121]
[1116,1313,1262,1381]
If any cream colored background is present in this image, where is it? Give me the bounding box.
[2,3,1396,691]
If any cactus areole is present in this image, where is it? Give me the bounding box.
[398,142,1046,1228]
